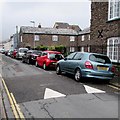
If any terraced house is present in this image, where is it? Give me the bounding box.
[19,23,90,54]
[90,0,120,63]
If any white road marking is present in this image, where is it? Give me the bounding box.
[44,88,66,99]
[84,85,105,93]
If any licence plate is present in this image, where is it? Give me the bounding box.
[97,66,108,71]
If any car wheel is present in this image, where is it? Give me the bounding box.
[22,58,25,63]
[56,65,61,75]
[43,63,47,70]
[74,68,81,82]
[27,59,30,64]
[35,61,38,67]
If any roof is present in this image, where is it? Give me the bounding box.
[79,27,90,35]
[53,22,69,29]
[43,50,61,54]
[20,26,78,35]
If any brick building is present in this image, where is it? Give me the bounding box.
[90,1,120,63]
[19,23,90,54]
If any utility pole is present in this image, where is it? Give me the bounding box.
[30,21,35,49]
[16,26,19,48]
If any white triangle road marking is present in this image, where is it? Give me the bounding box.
[84,85,105,93]
[44,88,66,99]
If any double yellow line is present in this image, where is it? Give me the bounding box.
[2,78,25,120]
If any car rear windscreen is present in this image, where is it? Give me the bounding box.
[89,54,111,64]
[49,54,64,60]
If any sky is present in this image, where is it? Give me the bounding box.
[0,0,91,42]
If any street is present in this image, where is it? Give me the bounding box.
[1,54,119,118]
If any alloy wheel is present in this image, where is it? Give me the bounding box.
[75,69,81,82]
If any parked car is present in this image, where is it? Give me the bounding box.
[0,49,5,54]
[56,52,115,82]
[7,50,13,57]
[36,50,64,70]
[16,48,28,59]
[22,50,42,64]
[4,50,9,56]
[10,49,17,58]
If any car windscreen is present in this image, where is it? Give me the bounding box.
[89,54,111,64]
[19,49,28,53]
[49,54,64,60]
[33,51,41,55]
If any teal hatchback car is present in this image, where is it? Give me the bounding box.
[56,52,115,82]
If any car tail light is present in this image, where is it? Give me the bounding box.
[111,66,115,73]
[85,61,93,69]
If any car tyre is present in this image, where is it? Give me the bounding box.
[56,65,61,75]
[27,59,30,64]
[43,63,47,70]
[22,58,25,63]
[74,68,82,82]
[35,61,38,67]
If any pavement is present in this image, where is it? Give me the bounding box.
[110,75,120,88]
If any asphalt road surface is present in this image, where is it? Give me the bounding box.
[1,54,119,118]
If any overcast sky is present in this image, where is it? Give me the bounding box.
[0,0,91,42]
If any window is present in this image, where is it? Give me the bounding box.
[88,46,90,52]
[52,35,58,41]
[67,52,76,59]
[107,37,120,62]
[81,35,84,41]
[70,47,75,52]
[108,0,120,20]
[34,35,39,41]
[21,36,22,42]
[42,52,47,56]
[89,54,111,64]
[88,35,90,40]
[73,53,83,60]
[70,36,75,41]
[81,47,84,52]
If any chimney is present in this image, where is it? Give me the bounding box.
[38,23,41,28]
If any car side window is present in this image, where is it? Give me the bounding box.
[73,53,83,60]
[41,52,47,56]
[67,52,76,59]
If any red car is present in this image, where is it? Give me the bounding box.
[36,51,64,70]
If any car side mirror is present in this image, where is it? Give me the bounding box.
[64,57,67,61]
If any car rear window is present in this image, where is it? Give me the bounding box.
[89,54,111,64]
[19,49,28,53]
[49,54,64,60]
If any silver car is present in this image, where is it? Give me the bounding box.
[16,48,28,59]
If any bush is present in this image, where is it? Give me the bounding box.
[36,46,48,51]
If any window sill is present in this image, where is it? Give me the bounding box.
[107,18,120,23]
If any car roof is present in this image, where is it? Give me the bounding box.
[43,50,61,54]
[74,52,108,57]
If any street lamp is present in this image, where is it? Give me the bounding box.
[30,21,35,49]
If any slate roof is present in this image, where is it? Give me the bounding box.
[79,27,90,35]
[53,22,69,29]
[20,26,78,35]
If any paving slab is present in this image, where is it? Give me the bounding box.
[20,93,119,119]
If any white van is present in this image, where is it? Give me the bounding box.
[16,48,28,59]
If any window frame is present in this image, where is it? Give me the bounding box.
[34,35,40,41]
[107,37,120,63]
[70,36,75,42]
[81,35,85,41]
[108,0,120,21]
[52,35,58,42]
[70,46,75,52]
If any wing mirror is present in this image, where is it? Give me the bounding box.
[64,57,67,61]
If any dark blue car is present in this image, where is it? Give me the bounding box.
[56,52,115,82]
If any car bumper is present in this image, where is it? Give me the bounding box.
[81,69,114,80]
